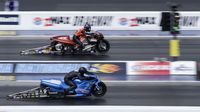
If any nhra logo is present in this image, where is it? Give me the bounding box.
[119,17,156,26]
[33,16,71,26]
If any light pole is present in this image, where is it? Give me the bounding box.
[169,5,180,61]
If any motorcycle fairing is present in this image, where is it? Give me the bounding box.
[51,36,76,46]
[41,78,97,96]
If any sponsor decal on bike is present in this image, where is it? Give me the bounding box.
[0,14,19,25]
[48,79,62,85]
[119,17,156,27]
[77,88,90,94]
[127,61,170,75]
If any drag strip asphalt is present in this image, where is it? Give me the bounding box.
[1,84,200,106]
[0,37,200,61]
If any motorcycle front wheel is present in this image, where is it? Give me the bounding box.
[96,39,110,55]
[92,82,107,97]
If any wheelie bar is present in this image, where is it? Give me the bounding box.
[20,45,53,55]
[7,87,49,99]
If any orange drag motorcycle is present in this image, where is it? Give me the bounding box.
[50,31,110,55]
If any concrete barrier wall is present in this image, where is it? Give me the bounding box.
[0,61,196,81]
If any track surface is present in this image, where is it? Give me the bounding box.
[0,38,200,61]
[1,85,200,106]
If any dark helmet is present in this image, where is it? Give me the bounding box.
[84,23,91,32]
[79,67,88,74]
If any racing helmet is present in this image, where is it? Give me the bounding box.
[84,23,91,32]
[79,67,88,74]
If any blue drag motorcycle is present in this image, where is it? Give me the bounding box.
[7,73,106,100]
[40,73,107,97]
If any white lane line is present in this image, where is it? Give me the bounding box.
[1,106,200,112]
[1,35,200,38]
[16,80,200,83]
[0,60,128,62]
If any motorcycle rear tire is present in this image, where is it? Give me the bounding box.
[50,41,65,55]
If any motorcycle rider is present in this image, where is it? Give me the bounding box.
[73,22,92,50]
[64,67,94,93]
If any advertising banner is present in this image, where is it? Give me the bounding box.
[0,64,14,73]
[22,12,200,30]
[89,63,125,75]
[21,12,116,30]
[170,61,196,75]
[179,12,200,30]
[0,12,161,30]
[14,62,126,80]
[0,11,196,31]
[0,11,198,31]
[0,14,19,25]
[0,61,197,78]
[127,61,170,75]
[14,62,126,75]
[15,63,90,73]
[0,11,200,31]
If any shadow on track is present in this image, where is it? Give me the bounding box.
[19,53,111,60]
[5,97,106,105]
